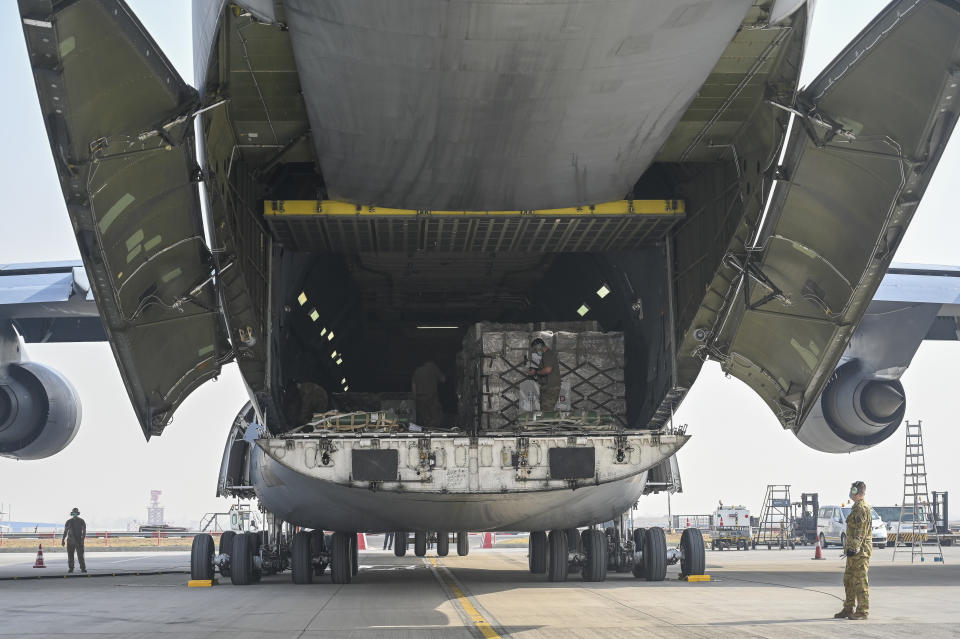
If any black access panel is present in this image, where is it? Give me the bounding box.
[549,447,596,480]
[352,449,399,481]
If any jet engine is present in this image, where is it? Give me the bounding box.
[794,360,905,454]
[0,361,82,460]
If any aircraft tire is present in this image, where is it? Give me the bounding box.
[331,531,352,584]
[546,529,568,582]
[581,529,607,582]
[457,531,469,556]
[394,532,408,557]
[528,531,547,573]
[190,533,214,581]
[631,528,646,578]
[246,532,262,582]
[643,527,667,582]
[351,533,359,575]
[414,531,427,557]
[680,528,706,577]
[230,533,254,585]
[436,532,449,557]
[218,531,235,578]
[291,532,312,584]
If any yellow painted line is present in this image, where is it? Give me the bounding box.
[428,558,501,639]
[265,199,684,218]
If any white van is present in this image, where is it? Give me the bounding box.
[817,504,887,549]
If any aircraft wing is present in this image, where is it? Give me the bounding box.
[18,0,232,438]
[693,0,960,429]
[0,261,103,342]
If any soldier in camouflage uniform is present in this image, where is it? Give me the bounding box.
[836,480,871,620]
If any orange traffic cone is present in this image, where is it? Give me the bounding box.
[812,541,824,560]
[481,532,495,549]
[356,533,367,551]
[33,543,46,568]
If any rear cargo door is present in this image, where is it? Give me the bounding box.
[709,0,960,429]
[19,0,231,437]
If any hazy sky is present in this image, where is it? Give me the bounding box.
[0,1,957,528]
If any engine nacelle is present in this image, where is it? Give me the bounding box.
[794,360,905,454]
[0,361,82,460]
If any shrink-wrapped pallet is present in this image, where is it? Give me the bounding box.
[457,322,625,430]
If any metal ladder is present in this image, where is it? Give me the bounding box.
[755,484,793,549]
[893,421,944,563]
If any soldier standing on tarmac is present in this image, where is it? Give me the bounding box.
[835,481,871,620]
[61,507,87,573]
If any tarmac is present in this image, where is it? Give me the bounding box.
[1,537,958,638]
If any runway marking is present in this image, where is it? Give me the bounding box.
[427,558,504,639]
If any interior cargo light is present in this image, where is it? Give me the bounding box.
[577,304,590,317]
[341,378,346,384]
[320,327,327,336]
[336,358,343,365]
[330,350,337,359]
[309,309,319,322]
[596,284,611,299]
[327,331,334,341]
[343,385,349,391]
[297,292,307,306]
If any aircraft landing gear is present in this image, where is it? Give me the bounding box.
[436,531,450,557]
[330,531,352,584]
[528,531,547,573]
[190,534,215,581]
[546,529,568,582]
[394,531,408,557]
[414,531,428,557]
[457,531,469,556]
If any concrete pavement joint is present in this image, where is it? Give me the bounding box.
[295,582,342,639]
[426,557,509,639]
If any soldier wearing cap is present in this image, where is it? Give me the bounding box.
[836,481,871,620]
[61,507,87,574]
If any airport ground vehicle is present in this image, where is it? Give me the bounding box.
[817,505,887,550]
[710,506,752,551]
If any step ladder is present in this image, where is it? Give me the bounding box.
[893,421,944,563]
[755,484,793,549]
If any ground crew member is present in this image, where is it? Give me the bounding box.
[836,481,871,620]
[529,338,560,411]
[61,507,86,573]
[412,361,446,428]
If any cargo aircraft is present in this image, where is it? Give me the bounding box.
[3,0,960,584]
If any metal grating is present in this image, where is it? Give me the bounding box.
[265,200,684,253]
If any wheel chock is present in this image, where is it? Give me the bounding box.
[187,579,218,587]
[681,574,711,582]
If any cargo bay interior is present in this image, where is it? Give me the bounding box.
[269,213,678,434]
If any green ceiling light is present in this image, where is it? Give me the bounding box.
[330,350,337,359]
[596,284,611,299]
[327,331,334,341]
[336,357,343,365]
[577,304,590,317]
[297,292,307,306]
[341,377,346,384]
[308,308,319,322]
[343,385,349,391]
[320,327,327,336]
